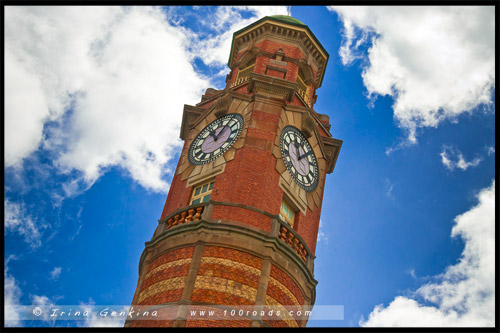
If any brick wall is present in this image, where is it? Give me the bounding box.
[211,205,273,232]
[264,264,306,327]
[209,100,284,225]
[137,247,194,306]
[160,92,328,252]
[185,319,252,327]
[160,141,192,220]
[294,173,326,254]
[191,246,263,306]
[129,244,311,327]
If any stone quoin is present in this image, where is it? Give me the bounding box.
[125,15,342,328]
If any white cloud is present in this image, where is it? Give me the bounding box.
[192,6,288,67]
[77,299,127,327]
[4,255,22,327]
[5,47,50,167]
[49,267,62,281]
[329,6,495,143]
[4,199,46,248]
[317,219,329,243]
[5,6,208,193]
[385,178,394,198]
[360,180,495,327]
[440,146,482,171]
[30,294,57,323]
[5,6,288,195]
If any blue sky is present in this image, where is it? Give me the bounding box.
[4,6,495,327]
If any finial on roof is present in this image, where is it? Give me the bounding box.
[287,6,291,17]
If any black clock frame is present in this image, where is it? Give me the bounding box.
[188,113,244,165]
[280,125,319,192]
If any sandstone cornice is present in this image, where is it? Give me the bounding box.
[321,136,343,174]
[248,72,298,102]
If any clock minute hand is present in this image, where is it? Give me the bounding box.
[293,139,301,151]
[214,126,227,142]
[298,150,314,161]
[293,140,304,159]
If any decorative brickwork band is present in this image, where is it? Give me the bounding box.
[137,247,195,306]
[129,215,318,327]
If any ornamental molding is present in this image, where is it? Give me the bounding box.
[179,105,204,141]
[248,72,297,102]
[321,136,343,174]
[301,112,317,138]
[212,93,233,118]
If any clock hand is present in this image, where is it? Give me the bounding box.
[209,128,217,141]
[291,140,303,160]
[293,139,301,152]
[213,126,227,142]
[298,150,314,161]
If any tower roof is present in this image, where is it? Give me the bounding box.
[268,15,306,26]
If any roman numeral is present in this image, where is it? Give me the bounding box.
[305,174,312,183]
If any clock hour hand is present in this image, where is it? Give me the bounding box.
[298,150,314,161]
[209,128,218,141]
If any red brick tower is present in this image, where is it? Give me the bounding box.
[126,15,342,328]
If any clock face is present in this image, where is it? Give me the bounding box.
[188,113,244,165]
[280,125,319,192]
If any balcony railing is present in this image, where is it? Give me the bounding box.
[155,201,312,266]
[297,88,312,107]
[277,223,308,262]
[230,64,254,88]
[164,204,206,230]
[296,75,312,107]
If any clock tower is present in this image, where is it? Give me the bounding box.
[126,15,342,328]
